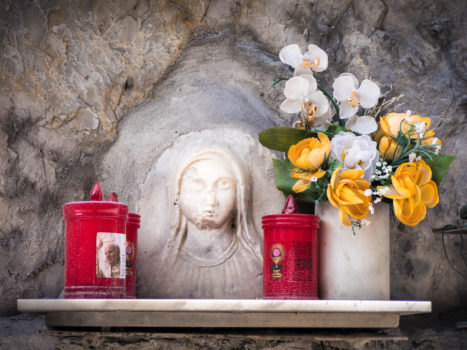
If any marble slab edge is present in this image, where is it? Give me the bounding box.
[17,299,431,329]
[43,311,402,328]
[18,299,431,314]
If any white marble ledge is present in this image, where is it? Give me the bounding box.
[17,299,431,328]
[18,299,431,314]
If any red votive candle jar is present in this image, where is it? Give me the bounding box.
[63,188,128,298]
[262,196,320,299]
[125,213,140,298]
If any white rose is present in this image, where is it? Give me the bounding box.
[331,132,379,182]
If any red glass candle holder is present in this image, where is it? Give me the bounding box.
[125,213,140,298]
[262,213,320,299]
[63,200,128,298]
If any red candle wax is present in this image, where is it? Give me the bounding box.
[262,195,320,299]
[63,184,128,299]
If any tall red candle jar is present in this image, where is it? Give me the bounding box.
[262,196,320,299]
[125,213,140,298]
[63,185,128,299]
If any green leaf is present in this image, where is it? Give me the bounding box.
[326,158,342,173]
[272,158,296,193]
[272,158,321,208]
[325,124,349,138]
[425,153,455,185]
[259,127,312,152]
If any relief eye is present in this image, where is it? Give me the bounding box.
[217,179,233,189]
[183,177,204,190]
[192,179,204,189]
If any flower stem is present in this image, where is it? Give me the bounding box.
[315,187,327,203]
[318,86,340,119]
[272,77,287,87]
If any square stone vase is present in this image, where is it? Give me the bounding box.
[316,201,390,300]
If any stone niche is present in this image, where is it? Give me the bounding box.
[98,33,285,298]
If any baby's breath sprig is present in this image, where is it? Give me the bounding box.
[371,158,393,182]
[386,117,442,168]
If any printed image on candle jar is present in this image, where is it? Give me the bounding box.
[96,232,126,279]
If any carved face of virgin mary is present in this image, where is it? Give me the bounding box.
[179,158,236,230]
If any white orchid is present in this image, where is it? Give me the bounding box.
[345,114,378,134]
[305,91,332,130]
[279,44,328,75]
[280,76,331,130]
[331,132,379,182]
[332,73,381,120]
[280,75,317,113]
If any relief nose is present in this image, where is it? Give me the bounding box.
[203,189,217,208]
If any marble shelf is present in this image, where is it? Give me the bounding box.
[17,299,431,329]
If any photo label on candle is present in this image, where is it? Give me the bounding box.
[96,232,126,279]
[270,244,285,279]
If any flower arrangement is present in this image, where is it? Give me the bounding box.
[259,43,455,230]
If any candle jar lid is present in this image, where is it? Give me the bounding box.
[262,214,319,228]
[63,201,128,220]
[63,183,128,220]
[127,213,141,226]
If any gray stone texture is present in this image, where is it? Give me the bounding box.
[1,314,467,350]
[0,0,466,347]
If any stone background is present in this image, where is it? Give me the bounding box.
[1,0,466,348]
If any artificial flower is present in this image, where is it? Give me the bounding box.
[280,77,331,130]
[288,133,331,192]
[279,44,328,75]
[293,90,332,130]
[379,112,427,139]
[330,132,379,181]
[378,112,441,144]
[375,112,442,159]
[332,73,381,120]
[377,136,402,160]
[345,114,378,134]
[311,107,332,130]
[260,40,454,230]
[327,166,371,226]
[280,76,317,113]
[380,159,439,226]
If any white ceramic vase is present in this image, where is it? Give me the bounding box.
[315,201,390,300]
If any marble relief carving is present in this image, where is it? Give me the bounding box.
[159,148,262,297]
[136,130,279,299]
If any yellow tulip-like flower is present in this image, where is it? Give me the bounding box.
[375,112,442,160]
[327,166,371,226]
[377,135,402,160]
[421,130,442,147]
[381,159,439,226]
[380,113,431,139]
[288,133,331,193]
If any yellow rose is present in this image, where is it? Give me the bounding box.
[377,135,402,160]
[375,113,442,160]
[379,113,431,139]
[288,133,331,193]
[381,159,439,226]
[327,166,371,226]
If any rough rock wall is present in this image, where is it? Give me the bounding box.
[1,314,467,350]
[0,0,466,316]
[0,0,209,315]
